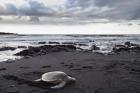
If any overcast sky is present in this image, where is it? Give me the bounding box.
[0,0,140,34]
[0,0,140,23]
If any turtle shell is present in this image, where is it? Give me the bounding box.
[41,71,68,82]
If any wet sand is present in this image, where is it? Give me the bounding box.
[0,51,140,93]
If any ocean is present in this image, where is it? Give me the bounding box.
[0,34,140,62]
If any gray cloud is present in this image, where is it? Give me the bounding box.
[6,3,17,15]
[19,1,55,16]
[94,0,140,20]
[0,1,54,16]
[0,0,140,23]
[66,0,94,8]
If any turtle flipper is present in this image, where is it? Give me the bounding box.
[51,81,66,89]
[34,78,42,82]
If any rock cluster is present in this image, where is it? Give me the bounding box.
[15,45,77,57]
[112,42,140,53]
[0,47,16,51]
[38,42,46,44]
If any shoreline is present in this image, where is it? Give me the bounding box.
[0,34,140,62]
[0,51,140,93]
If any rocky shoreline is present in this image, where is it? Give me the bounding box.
[0,41,140,62]
[14,41,140,57]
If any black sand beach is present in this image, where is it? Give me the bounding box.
[0,47,140,93]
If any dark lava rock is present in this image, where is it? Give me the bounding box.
[89,40,94,42]
[38,42,46,44]
[77,43,88,46]
[90,45,100,50]
[0,47,16,51]
[48,42,60,44]
[125,41,139,47]
[113,45,129,52]
[15,45,77,57]
[125,41,131,47]
[15,47,41,57]
[17,46,27,48]
[112,42,140,53]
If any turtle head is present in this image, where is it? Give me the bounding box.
[67,76,76,83]
[34,78,42,82]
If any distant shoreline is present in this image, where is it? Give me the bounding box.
[0,32,17,35]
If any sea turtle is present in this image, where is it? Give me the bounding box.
[34,71,76,89]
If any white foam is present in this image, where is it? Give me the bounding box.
[0,49,23,62]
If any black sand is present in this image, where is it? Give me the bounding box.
[0,51,140,93]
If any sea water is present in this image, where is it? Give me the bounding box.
[0,34,140,62]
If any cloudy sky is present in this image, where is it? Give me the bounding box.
[0,0,140,34]
[0,0,140,23]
